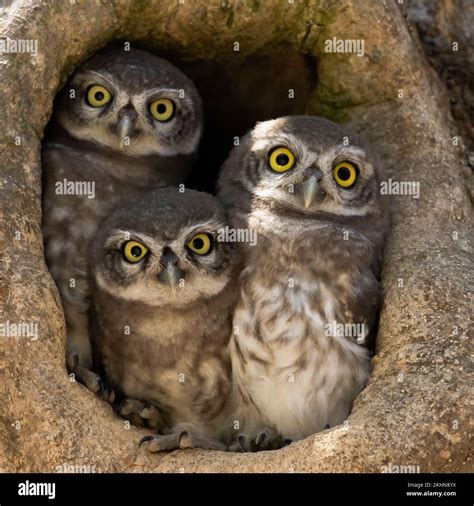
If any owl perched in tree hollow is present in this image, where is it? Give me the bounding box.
[88,188,239,451]
[217,116,390,450]
[41,45,203,394]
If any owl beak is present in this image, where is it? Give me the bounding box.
[116,116,133,149]
[158,250,184,287]
[158,263,183,287]
[300,174,318,209]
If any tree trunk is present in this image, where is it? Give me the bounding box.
[0,0,471,472]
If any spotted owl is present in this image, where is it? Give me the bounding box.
[41,45,203,393]
[88,188,239,451]
[217,116,390,450]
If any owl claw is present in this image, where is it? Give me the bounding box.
[73,364,103,394]
[238,434,249,452]
[117,399,167,430]
[97,378,105,397]
[229,428,284,452]
[138,404,167,430]
[254,428,282,451]
[255,431,267,447]
[119,398,145,417]
[66,351,107,398]
[67,351,79,371]
[139,435,154,448]
[102,387,115,404]
[139,424,226,453]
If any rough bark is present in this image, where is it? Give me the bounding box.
[0,0,471,472]
[403,0,474,158]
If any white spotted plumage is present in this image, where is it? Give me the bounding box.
[42,45,203,392]
[218,116,389,448]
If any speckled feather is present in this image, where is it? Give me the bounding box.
[217,116,390,442]
[42,45,203,372]
[88,189,239,440]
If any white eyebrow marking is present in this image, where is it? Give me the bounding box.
[335,144,366,158]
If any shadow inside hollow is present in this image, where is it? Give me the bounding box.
[157,43,318,192]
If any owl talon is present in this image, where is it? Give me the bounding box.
[283,438,293,447]
[118,398,147,427]
[226,434,250,452]
[102,387,115,404]
[238,434,250,452]
[139,424,226,453]
[255,431,267,447]
[229,428,283,452]
[139,433,180,452]
[139,435,154,448]
[227,434,250,453]
[118,399,167,430]
[139,404,167,430]
[254,428,282,451]
[97,378,105,397]
[66,351,106,396]
[177,429,226,451]
[74,364,103,395]
[67,351,80,371]
[119,398,145,417]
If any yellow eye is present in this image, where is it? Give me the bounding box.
[86,85,111,107]
[268,147,296,173]
[122,241,148,263]
[187,233,212,256]
[333,162,358,188]
[150,98,175,122]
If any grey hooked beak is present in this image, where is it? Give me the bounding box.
[158,263,183,287]
[158,248,184,287]
[116,116,133,149]
[300,174,318,209]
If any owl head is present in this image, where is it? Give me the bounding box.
[89,188,237,307]
[218,116,389,244]
[55,46,203,157]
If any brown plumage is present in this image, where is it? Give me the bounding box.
[217,116,390,450]
[41,45,203,393]
[88,188,240,450]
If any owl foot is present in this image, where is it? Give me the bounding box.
[118,398,167,430]
[67,351,105,396]
[228,427,283,452]
[139,424,226,452]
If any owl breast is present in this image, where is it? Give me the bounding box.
[95,297,231,437]
[231,236,371,440]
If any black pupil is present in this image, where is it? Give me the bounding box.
[157,103,167,114]
[95,91,104,101]
[193,238,204,250]
[338,167,351,180]
[131,246,142,257]
[276,154,289,166]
